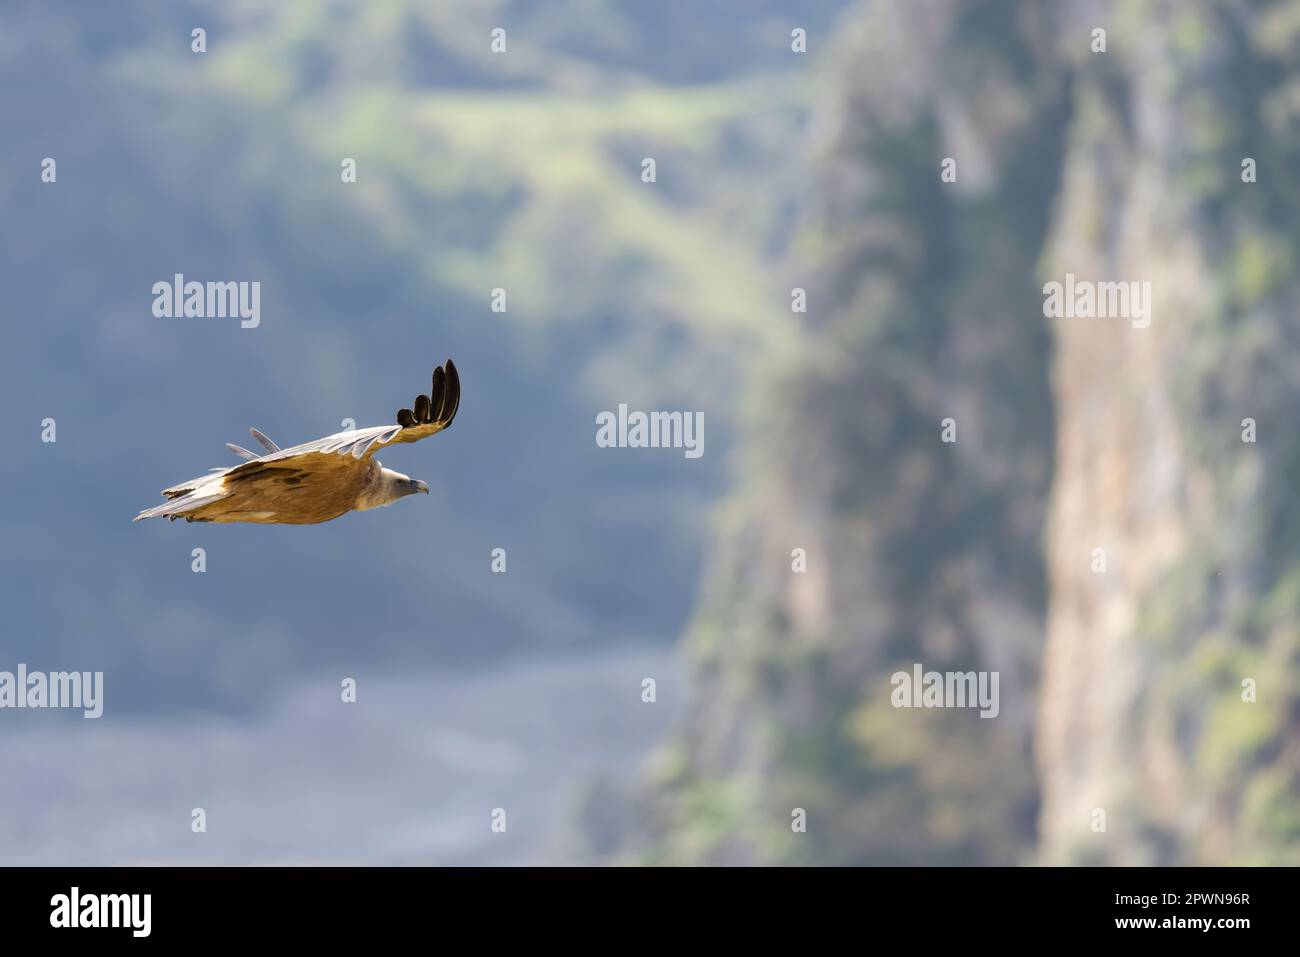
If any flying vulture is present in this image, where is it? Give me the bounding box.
[134,360,460,525]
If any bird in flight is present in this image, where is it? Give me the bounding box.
[135,359,460,525]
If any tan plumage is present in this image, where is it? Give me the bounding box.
[134,359,460,525]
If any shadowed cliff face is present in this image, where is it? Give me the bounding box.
[1037,0,1300,865]
[649,0,1300,865]
[645,0,1068,865]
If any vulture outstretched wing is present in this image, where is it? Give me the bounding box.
[220,359,461,472]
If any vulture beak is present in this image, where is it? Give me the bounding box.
[414,480,429,495]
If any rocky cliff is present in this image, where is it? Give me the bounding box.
[648,0,1300,865]
[647,0,1066,865]
[1037,0,1300,865]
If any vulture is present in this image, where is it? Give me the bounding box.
[134,360,460,525]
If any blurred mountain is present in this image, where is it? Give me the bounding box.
[637,0,1300,866]
[639,0,1063,866]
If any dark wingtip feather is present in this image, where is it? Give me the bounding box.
[397,408,416,428]
[440,359,460,425]
[429,366,446,421]
[413,393,431,423]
